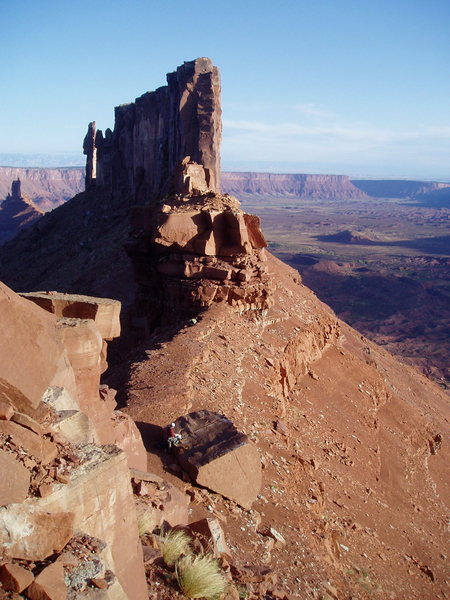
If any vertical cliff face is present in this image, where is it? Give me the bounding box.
[87,57,222,202]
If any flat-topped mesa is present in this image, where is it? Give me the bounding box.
[86,57,222,202]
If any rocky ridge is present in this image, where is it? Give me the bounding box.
[0,284,148,599]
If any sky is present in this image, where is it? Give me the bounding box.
[1,0,449,179]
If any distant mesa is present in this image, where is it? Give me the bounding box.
[0,167,84,212]
[351,179,450,199]
[222,171,368,200]
[0,179,43,245]
[317,229,376,244]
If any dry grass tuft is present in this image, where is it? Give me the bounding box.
[157,528,192,567]
[175,553,227,599]
[137,510,155,537]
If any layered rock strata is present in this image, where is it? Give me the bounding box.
[126,190,272,325]
[0,166,84,212]
[86,57,221,202]
[222,171,369,200]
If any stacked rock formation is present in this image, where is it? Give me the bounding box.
[126,189,272,324]
[0,283,148,599]
[82,58,272,323]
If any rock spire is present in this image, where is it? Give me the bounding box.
[85,57,222,202]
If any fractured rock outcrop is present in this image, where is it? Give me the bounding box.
[0,281,148,599]
[171,410,262,509]
[126,192,272,324]
[21,291,121,339]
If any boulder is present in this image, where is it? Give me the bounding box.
[0,420,57,465]
[42,386,79,412]
[0,399,14,420]
[0,563,34,593]
[0,449,31,506]
[21,292,121,340]
[172,159,211,195]
[11,411,46,436]
[188,517,231,557]
[26,561,67,600]
[172,410,262,508]
[99,411,147,471]
[0,505,74,560]
[0,282,67,412]
[133,474,189,530]
[52,410,95,444]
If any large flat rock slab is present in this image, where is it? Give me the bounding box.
[0,504,74,561]
[0,283,66,412]
[0,449,31,506]
[21,292,121,340]
[172,410,261,508]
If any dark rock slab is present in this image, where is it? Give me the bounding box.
[172,410,261,508]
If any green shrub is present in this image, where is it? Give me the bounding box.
[175,553,227,599]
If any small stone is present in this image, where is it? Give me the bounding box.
[38,483,54,498]
[11,412,45,436]
[267,527,286,546]
[56,472,71,484]
[0,401,14,421]
[0,563,34,593]
[26,562,66,600]
[91,578,108,589]
[322,582,339,599]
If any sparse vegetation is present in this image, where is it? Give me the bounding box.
[137,510,155,536]
[175,553,228,599]
[157,528,192,567]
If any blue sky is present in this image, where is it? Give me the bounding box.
[1,0,449,179]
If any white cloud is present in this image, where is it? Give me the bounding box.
[293,103,335,119]
[223,118,450,145]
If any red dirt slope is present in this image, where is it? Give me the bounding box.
[123,253,449,600]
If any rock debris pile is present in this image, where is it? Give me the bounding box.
[0,283,148,599]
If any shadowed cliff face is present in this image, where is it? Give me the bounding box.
[0,179,44,245]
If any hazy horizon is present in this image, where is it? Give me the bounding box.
[0,153,449,183]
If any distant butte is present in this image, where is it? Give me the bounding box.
[0,178,43,245]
